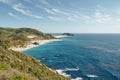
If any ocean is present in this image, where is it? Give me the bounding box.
[23,34,120,80]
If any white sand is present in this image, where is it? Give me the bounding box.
[11,35,66,51]
[54,35,67,38]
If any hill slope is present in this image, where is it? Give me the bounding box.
[0,27,69,80]
[0,47,69,80]
[0,27,55,49]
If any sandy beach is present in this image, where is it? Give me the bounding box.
[54,35,67,38]
[11,35,66,51]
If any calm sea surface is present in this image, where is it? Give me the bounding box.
[23,34,120,80]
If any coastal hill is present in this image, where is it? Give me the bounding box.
[0,27,55,49]
[0,27,69,80]
[62,33,74,36]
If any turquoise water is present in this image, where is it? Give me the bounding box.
[23,34,120,80]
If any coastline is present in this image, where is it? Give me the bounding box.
[54,35,67,38]
[11,35,66,52]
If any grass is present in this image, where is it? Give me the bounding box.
[0,47,69,80]
[0,62,8,71]
[0,27,69,80]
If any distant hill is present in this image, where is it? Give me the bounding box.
[0,27,55,49]
[0,27,69,80]
[62,33,74,36]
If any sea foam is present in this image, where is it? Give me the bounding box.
[56,69,83,80]
[64,67,80,71]
[56,69,71,77]
[87,74,98,78]
[71,77,83,80]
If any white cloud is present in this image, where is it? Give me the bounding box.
[0,0,10,3]
[46,8,78,21]
[68,14,79,21]
[43,8,56,15]
[0,0,42,19]
[38,0,49,5]
[48,16,61,21]
[116,18,120,22]
[12,3,42,19]
[0,0,15,5]
[82,15,92,23]
[42,7,69,16]
[52,8,68,15]
[8,12,17,17]
[1,0,112,23]
[45,6,112,23]
[54,0,62,6]
[94,11,111,23]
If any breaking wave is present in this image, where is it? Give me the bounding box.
[87,74,98,78]
[56,69,71,77]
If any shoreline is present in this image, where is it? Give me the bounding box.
[11,35,66,52]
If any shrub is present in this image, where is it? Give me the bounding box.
[0,62,8,71]
[9,75,29,80]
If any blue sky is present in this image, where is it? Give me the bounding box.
[0,0,120,33]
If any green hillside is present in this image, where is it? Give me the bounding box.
[0,27,69,80]
[0,27,55,49]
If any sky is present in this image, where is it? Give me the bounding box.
[0,0,120,33]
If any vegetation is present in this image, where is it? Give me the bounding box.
[0,27,55,49]
[0,47,69,80]
[0,27,69,80]
[62,33,74,36]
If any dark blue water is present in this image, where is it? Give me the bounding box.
[23,34,120,80]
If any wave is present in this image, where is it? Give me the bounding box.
[64,67,80,71]
[56,67,80,79]
[56,69,71,77]
[87,74,98,78]
[71,77,83,80]
[54,39,63,41]
[56,69,83,80]
[87,46,120,53]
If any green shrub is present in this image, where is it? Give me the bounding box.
[0,62,8,70]
[9,75,29,80]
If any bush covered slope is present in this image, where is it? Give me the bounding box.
[0,27,69,80]
[0,47,69,80]
[0,27,55,49]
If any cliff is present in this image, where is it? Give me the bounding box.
[0,27,69,80]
